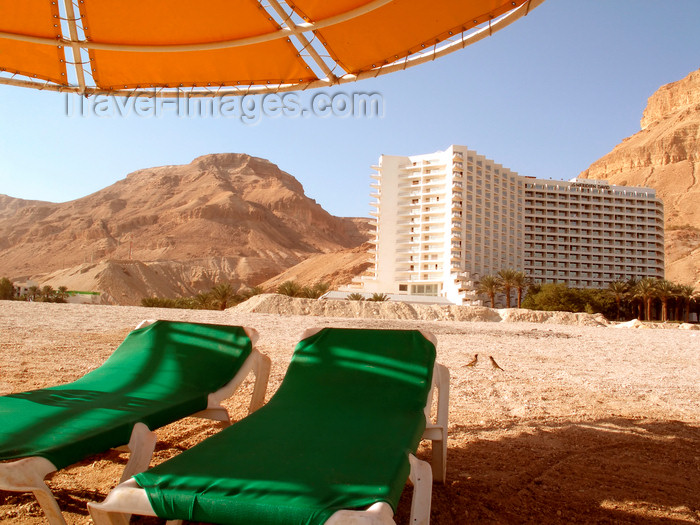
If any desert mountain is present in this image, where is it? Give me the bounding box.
[0,153,370,303]
[579,68,700,286]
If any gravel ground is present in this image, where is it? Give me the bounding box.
[0,301,699,524]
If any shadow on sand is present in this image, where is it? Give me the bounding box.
[398,417,700,524]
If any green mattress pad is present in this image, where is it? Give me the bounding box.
[0,320,252,469]
[135,327,436,525]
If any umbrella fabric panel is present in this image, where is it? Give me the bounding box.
[0,0,66,84]
[78,0,315,89]
[291,0,529,74]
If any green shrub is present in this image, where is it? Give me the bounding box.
[0,277,15,300]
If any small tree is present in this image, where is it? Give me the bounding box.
[0,277,14,300]
[347,293,364,301]
[367,293,389,302]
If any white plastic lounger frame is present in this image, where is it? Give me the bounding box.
[0,320,271,525]
[89,327,449,525]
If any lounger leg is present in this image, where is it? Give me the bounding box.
[408,455,432,525]
[423,363,450,483]
[32,486,67,525]
[249,353,271,413]
[120,422,157,483]
[0,457,65,525]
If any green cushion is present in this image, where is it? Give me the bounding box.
[0,321,252,470]
[135,327,435,525]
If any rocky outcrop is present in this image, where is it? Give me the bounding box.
[0,154,371,303]
[579,69,700,286]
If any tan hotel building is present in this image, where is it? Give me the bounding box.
[348,145,664,305]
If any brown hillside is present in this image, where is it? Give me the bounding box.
[259,242,373,291]
[579,69,700,286]
[0,154,370,303]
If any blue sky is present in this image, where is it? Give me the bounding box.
[1,0,698,217]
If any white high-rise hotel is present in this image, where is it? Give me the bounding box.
[352,145,664,305]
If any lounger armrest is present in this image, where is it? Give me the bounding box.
[120,423,158,483]
[89,478,158,524]
[195,348,271,423]
[324,455,432,525]
[326,502,395,524]
[0,457,65,525]
[134,319,157,330]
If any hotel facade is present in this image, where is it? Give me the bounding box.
[349,145,664,305]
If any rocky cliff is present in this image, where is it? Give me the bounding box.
[579,69,700,286]
[0,153,370,303]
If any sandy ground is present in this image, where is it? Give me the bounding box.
[0,301,699,524]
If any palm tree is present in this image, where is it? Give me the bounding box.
[211,283,236,310]
[497,269,519,308]
[194,291,215,309]
[607,281,629,321]
[41,285,55,302]
[511,271,531,308]
[654,279,676,322]
[240,286,264,299]
[347,293,364,301]
[626,277,643,319]
[27,285,39,301]
[277,281,302,297]
[300,282,330,299]
[676,284,697,323]
[633,278,657,321]
[476,275,500,308]
[368,293,389,302]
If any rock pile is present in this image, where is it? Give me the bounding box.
[232,294,609,326]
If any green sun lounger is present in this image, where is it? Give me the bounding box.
[90,327,450,525]
[0,319,271,525]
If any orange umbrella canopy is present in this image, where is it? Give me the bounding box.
[0,0,543,96]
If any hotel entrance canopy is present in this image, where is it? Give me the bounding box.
[0,0,543,98]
